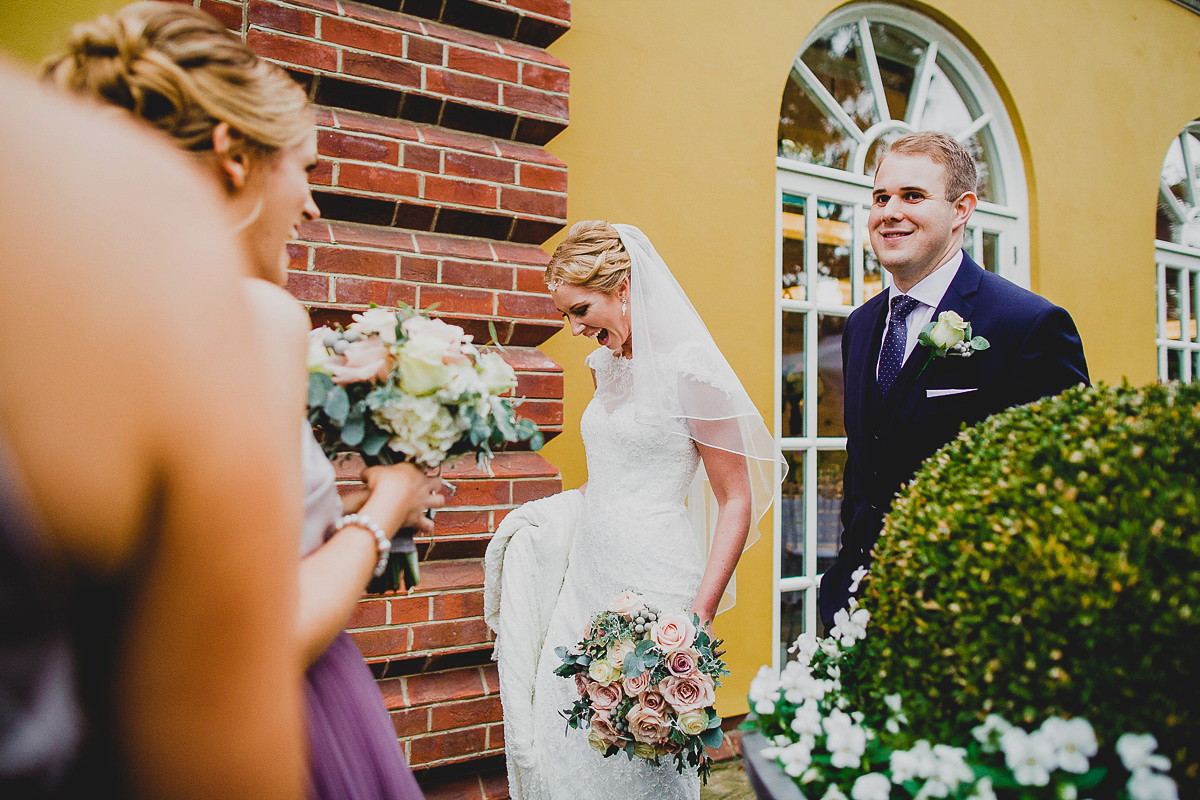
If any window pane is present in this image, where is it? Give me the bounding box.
[869,22,924,123]
[816,202,853,305]
[801,23,881,134]
[922,56,999,202]
[962,129,999,203]
[782,194,806,300]
[780,452,806,578]
[982,231,1000,273]
[782,311,806,437]
[779,589,808,663]
[816,314,846,437]
[779,73,853,170]
[1167,349,1182,381]
[1194,352,1200,383]
[1165,268,1183,340]
[816,449,846,574]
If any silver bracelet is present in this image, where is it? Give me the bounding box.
[334,513,390,577]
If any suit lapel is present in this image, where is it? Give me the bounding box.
[850,292,889,427]
[880,253,984,428]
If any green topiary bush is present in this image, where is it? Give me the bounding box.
[848,381,1200,793]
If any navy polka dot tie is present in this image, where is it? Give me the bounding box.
[878,295,920,396]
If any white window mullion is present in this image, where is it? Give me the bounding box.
[790,57,868,146]
[906,39,938,129]
[857,18,891,125]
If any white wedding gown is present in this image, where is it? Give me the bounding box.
[529,347,705,800]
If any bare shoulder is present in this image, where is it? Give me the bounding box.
[243,278,310,339]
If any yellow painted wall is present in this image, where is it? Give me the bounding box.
[0,1,125,65]
[544,0,1200,715]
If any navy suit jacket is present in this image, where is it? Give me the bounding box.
[818,253,1089,629]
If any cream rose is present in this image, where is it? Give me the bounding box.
[666,648,699,677]
[626,703,672,746]
[348,308,399,343]
[588,729,609,752]
[622,670,652,697]
[607,591,646,616]
[587,659,619,686]
[585,680,623,712]
[677,710,709,737]
[476,351,517,393]
[607,640,636,669]
[632,742,659,760]
[660,672,716,714]
[397,335,455,396]
[329,338,390,385]
[650,612,696,652]
[927,310,968,349]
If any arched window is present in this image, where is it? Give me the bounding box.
[1156,121,1200,382]
[773,4,1028,662]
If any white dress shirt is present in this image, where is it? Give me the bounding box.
[876,250,964,380]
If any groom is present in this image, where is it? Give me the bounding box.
[818,132,1089,630]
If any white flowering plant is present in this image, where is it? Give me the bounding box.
[554,591,728,782]
[744,587,1180,800]
[307,305,543,589]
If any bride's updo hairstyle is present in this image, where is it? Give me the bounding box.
[43,1,311,161]
[545,220,631,295]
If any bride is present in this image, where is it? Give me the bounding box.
[486,221,782,799]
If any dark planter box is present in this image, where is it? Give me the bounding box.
[740,731,807,800]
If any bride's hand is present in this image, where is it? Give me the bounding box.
[358,463,446,537]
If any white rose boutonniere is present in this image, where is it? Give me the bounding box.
[917,311,989,377]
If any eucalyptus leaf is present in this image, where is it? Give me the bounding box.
[324,385,350,424]
[699,727,723,749]
[970,336,991,350]
[307,371,333,407]
[341,406,366,446]
[362,427,390,456]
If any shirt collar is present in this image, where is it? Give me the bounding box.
[887,249,964,309]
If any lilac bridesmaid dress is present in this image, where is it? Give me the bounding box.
[301,427,424,800]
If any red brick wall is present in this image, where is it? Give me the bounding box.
[180,1,570,796]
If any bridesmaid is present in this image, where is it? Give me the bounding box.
[44,4,442,798]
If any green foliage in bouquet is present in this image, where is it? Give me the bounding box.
[848,381,1200,792]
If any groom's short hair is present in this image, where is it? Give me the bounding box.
[881,132,978,202]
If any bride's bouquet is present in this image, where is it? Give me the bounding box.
[554,591,728,782]
[307,305,543,590]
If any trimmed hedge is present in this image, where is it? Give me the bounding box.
[848,381,1200,792]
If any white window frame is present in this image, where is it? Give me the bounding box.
[1155,122,1200,382]
[772,4,1030,667]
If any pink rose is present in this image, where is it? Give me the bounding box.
[329,338,390,385]
[607,591,646,616]
[666,648,699,677]
[638,689,668,714]
[649,612,696,652]
[585,680,623,712]
[626,703,672,745]
[622,670,651,697]
[574,673,589,697]
[659,672,716,714]
[402,316,472,351]
[590,710,622,744]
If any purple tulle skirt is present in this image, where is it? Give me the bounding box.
[306,632,424,800]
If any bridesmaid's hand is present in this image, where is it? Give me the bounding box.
[358,463,446,538]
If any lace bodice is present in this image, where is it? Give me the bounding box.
[582,348,699,511]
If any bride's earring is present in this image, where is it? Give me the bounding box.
[621,296,627,315]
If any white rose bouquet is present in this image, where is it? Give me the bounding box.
[554,591,728,782]
[307,305,543,590]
